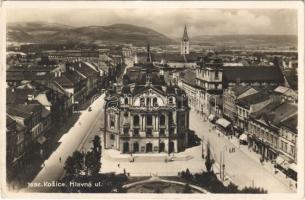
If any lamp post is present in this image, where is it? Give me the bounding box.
[220,145,227,182]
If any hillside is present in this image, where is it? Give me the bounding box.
[7,22,174,46]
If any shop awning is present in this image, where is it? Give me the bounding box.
[216,118,231,128]
[239,134,248,141]
[288,163,297,172]
[275,156,285,165]
[208,114,215,121]
[37,136,47,145]
[276,155,290,170]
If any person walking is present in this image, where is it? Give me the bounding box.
[59,157,62,163]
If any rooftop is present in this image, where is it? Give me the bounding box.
[280,114,298,133]
[223,66,284,83]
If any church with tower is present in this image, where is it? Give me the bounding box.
[181,25,190,55]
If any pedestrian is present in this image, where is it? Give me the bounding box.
[79,122,81,126]
[59,157,62,163]
[118,163,120,168]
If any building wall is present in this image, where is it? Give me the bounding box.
[104,86,189,154]
[279,127,297,163]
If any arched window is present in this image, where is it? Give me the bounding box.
[160,114,165,126]
[124,97,128,105]
[146,98,151,107]
[140,97,145,107]
[133,115,140,126]
[153,97,158,107]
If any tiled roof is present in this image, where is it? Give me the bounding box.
[41,106,50,118]
[7,105,32,119]
[6,72,48,81]
[73,62,99,77]
[7,65,57,72]
[53,74,74,88]
[280,114,297,133]
[6,114,16,127]
[237,92,270,107]
[6,88,38,104]
[180,69,196,87]
[231,85,252,96]
[223,66,284,83]
[64,70,85,85]
[256,102,297,127]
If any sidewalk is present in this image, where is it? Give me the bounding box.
[226,136,297,192]
[190,111,293,193]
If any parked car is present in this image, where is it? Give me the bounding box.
[88,107,92,112]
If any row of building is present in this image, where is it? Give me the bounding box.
[6,49,126,181]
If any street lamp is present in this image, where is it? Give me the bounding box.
[220,145,227,182]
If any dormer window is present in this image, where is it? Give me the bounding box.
[153,97,158,107]
[146,98,151,107]
[124,98,128,105]
[140,97,145,107]
[168,97,173,104]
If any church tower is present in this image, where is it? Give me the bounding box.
[181,25,190,55]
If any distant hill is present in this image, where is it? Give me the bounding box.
[7,22,174,46]
[191,34,297,47]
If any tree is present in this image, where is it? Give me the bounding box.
[85,151,101,176]
[72,151,84,174]
[64,156,76,175]
[183,183,192,193]
[205,142,214,173]
[92,135,102,156]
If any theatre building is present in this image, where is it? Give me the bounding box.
[103,45,191,154]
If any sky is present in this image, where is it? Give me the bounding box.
[7,8,298,38]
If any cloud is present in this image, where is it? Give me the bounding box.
[7,8,297,37]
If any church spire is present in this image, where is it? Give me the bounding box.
[181,25,190,55]
[182,25,189,42]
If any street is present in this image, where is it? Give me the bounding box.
[24,96,293,193]
[26,94,105,192]
[189,111,294,193]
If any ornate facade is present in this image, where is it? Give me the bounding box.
[104,50,191,154]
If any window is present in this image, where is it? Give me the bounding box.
[133,128,139,136]
[160,114,165,126]
[290,145,295,156]
[124,98,128,105]
[123,128,129,135]
[146,98,151,107]
[110,115,115,129]
[215,71,219,79]
[153,97,158,107]
[140,97,145,107]
[110,134,115,140]
[159,128,165,136]
[147,128,152,137]
[133,115,140,126]
[147,115,152,126]
[168,97,173,104]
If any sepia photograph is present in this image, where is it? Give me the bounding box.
[1,1,304,199]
